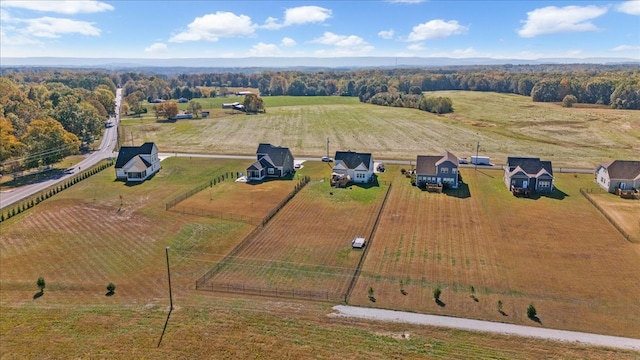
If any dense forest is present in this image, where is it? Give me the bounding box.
[1,64,638,173]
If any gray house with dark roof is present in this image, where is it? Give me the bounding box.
[246,143,294,181]
[331,151,374,185]
[115,142,160,182]
[504,157,554,194]
[415,151,460,189]
[595,160,640,193]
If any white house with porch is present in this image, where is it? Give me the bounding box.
[115,142,160,182]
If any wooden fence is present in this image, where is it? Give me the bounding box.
[195,176,311,288]
[165,171,238,210]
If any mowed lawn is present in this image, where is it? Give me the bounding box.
[587,192,640,243]
[173,176,301,225]
[202,178,388,299]
[2,159,640,358]
[122,92,639,168]
[351,166,640,338]
[0,157,254,303]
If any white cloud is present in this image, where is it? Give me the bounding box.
[169,12,256,42]
[281,37,296,47]
[247,42,282,56]
[24,16,101,38]
[262,6,331,29]
[407,19,468,41]
[407,43,425,51]
[518,5,607,37]
[611,44,640,51]
[311,31,374,56]
[378,29,394,39]
[284,6,331,25]
[617,0,640,15]
[0,1,114,14]
[144,42,168,53]
[452,47,476,56]
[0,26,41,45]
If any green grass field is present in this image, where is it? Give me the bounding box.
[122,91,639,168]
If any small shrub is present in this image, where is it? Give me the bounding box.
[37,277,46,292]
[527,303,537,319]
[107,283,116,294]
[433,286,442,301]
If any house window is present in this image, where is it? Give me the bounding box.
[539,180,551,188]
[452,168,457,174]
[268,168,275,175]
[441,168,449,174]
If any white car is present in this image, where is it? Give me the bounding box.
[321,156,333,162]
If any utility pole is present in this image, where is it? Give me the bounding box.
[131,131,134,146]
[165,247,173,310]
[326,137,330,158]
[475,141,480,171]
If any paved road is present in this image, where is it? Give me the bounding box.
[0,89,122,210]
[332,305,640,351]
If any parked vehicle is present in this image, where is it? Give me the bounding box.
[321,156,333,162]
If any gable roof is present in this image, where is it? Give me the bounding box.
[334,151,372,171]
[601,160,640,180]
[115,142,156,168]
[506,157,553,177]
[416,151,459,175]
[416,155,440,175]
[256,143,291,167]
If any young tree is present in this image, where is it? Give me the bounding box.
[562,94,577,107]
[107,282,116,294]
[188,100,203,118]
[37,277,45,293]
[527,303,537,319]
[433,286,442,301]
[497,300,503,313]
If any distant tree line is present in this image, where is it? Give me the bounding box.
[1,63,638,170]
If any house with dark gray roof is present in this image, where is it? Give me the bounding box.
[246,143,294,181]
[331,151,374,185]
[415,151,460,189]
[115,142,160,182]
[504,157,554,195]
[595,160,640,193]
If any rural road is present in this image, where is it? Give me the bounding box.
[331,305,640,351]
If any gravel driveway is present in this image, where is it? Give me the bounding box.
[331,305,640,351]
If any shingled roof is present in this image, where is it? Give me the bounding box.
[334,151,372,170]
[115,142,156,168]
[416,151,458,174]
[506,157,553,177]
[600,160,640,180]
[256,143,291,167]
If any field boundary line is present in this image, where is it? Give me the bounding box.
[579,188,635,243]
[344,182,393,303]
[195,282,343,303]
[195,176,311,288]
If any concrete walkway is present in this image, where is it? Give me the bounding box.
[332,305,640,351]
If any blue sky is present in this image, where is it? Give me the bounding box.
[1,0,639,60]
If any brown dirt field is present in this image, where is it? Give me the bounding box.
[587,192,640,243]
[350,168,640,338]
[202,180,388,298]
[173,177,302,224]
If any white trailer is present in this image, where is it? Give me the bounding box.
[351,236,366,249]
[471,156,491,165]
